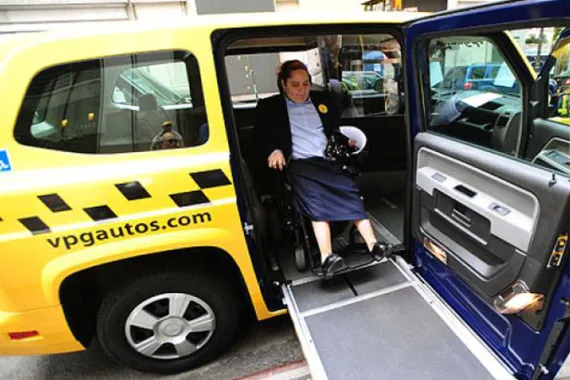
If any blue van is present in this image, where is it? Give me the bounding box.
[436,63,522,94]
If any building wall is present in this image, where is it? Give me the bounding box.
[447,0,500,9]
[0,0,196,37]
[402,0,446,12]
[297,0,366,12]
[195,0,274,14]
[274,0,299,12]
[0,0,506,44]
[195,0,278,98]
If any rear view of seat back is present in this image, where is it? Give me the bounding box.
[136,93,167,150]
[100,109,136,153]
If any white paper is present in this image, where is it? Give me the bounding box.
[460,92,503,108]
[494,62,516,88]
[430,62,444,86]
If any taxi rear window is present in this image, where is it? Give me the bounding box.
[14,50,209,154]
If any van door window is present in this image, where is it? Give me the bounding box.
[427,28,570,177]
[427,36,523,156]
[16,51,207,154]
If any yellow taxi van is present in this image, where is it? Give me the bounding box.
[2,1,570,378]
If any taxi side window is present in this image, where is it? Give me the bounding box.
[426,36,523,157]
[227,33,403,118]
[337,34,403,117]
[14,51,208,154]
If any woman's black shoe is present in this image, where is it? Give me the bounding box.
[322,253,347,280]
[371,242,405,261]
[371,242,389,261]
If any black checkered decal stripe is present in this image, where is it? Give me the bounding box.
[84,206,117,222]
[38,193,72,213]
[19,216,50,235]
[190,169,232,189]
[170,191,210,208]
[10,169,232,235]
[169,169,232,208]
[116,181,151,201]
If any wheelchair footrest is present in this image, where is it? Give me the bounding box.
[336,243,369,257]
[336,243,379,270]
[317,243,399,279]
[343,251,376,269]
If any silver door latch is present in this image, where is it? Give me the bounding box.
[244,223,254,235]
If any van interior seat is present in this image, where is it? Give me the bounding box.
[234,105,276,196]
[136,93,168,149]
[100,108,137,153]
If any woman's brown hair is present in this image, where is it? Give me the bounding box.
[277,60,312,93]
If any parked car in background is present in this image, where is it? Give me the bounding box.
[554,68,570,93]
[341,70,383,92]
[434,63,522,95]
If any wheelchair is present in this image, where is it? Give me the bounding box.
[267,126,403,275]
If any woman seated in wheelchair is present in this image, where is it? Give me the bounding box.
[255,60,388,279]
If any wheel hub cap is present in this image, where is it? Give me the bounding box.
[124,293,216,360]
[160,318,185,337]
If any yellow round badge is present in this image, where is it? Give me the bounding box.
[318,104,328,114]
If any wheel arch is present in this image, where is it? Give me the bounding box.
[59,246,253,348]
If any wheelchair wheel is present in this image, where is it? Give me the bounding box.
[294,244,307,271]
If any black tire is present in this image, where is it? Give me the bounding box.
[96,271,239,374]
[295,244,307,272]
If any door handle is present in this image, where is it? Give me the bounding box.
[451,208,472,227]
[454,184,477,198]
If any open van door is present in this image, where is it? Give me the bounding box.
[405,0,570,378]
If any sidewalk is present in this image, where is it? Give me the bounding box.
[234,360,311,380]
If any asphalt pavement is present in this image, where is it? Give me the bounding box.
[0,315,304,380]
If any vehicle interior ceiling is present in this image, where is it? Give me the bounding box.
[224,33,408,276]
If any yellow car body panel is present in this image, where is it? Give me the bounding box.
[0,11,426,356]
[550,116,570,125]
[0,306,83,355]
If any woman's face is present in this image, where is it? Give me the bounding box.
[282,69,310,103]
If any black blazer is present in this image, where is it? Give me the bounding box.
[254,91,342,162]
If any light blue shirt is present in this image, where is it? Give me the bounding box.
[285,97,327,160]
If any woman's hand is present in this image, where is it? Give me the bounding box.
[268,149,286,171]
[348,139,357,148]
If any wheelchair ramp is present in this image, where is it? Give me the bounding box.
[282,258,513,380]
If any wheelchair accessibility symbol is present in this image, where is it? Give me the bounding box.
[0,150,12,173]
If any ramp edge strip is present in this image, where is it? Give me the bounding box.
[282,284,329,380]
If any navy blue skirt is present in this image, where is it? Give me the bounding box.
[288,158,367,222]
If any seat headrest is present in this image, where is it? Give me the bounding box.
[138,94,158,111]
